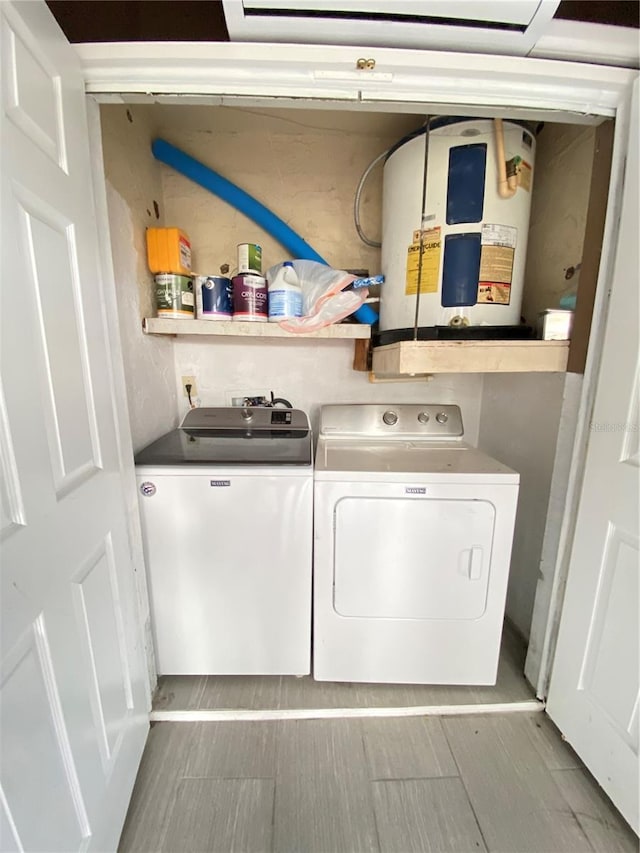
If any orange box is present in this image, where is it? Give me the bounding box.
[146,227,192,275]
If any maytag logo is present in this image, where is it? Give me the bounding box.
[210,480,231,487]
[405,486,426,495]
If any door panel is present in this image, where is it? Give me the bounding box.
[0,2,148,850]
[0,382,25,538]
[2,16,66,168]
[1,620,90,852]
[72,536,134,767]
[620,365,639,467]
[334,497,495,619]
[579,524,638,751]
[547,78,639,833]
[18,192,102,491]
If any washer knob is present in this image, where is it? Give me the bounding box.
[436,412,449,424]
[417,412,430,424]
[382,410,398,426]
[241,408,253,421]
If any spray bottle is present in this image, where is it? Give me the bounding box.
[268,262,303,322]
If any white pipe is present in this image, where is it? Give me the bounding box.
[494,118,517,199]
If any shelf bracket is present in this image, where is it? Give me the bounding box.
[352,338,371,372]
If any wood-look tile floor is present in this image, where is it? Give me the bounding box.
[153,623,533,713]
[119,713,637,853]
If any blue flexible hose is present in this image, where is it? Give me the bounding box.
[153,138,326,263]
[151,138,377,325]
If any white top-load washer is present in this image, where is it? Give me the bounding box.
[313,404,519,685]
[135,407,313,676]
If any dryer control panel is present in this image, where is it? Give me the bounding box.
[318,404,463,439]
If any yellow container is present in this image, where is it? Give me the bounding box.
[146,227,192,275]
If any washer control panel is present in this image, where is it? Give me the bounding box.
[181,407,309,432]
[319,404,463,438]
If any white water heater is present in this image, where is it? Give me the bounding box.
[380,118,536,335]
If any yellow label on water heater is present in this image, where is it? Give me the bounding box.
[405,227,441,296]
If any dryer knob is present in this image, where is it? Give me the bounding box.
[241,408,253,421]
[418,412,430,424]
[382,410,398,426]
[436,412,449,424]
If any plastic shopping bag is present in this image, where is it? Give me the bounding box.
[265,260,369,333]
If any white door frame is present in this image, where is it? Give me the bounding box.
[74,41,638,694]
[75,41,635,117]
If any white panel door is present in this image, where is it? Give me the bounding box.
[0,2,148,851]
[547,79,639,834]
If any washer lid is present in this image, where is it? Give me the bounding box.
[135,407,312,466]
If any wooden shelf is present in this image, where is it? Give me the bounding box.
[144,319,569,374]
[143,317,371,340]
[372,339,570,375]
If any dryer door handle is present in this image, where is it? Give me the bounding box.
[467,547,484,580]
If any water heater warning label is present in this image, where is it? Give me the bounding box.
[478,224,517,305]
[405,227,441,296]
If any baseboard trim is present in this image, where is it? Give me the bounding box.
[150,699,544,722]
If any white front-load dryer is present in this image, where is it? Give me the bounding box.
[313,404,519,685]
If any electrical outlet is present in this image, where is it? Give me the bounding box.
[182,375,197,398]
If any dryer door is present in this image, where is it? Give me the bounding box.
[334,496,495,620]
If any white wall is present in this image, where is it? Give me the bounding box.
[173,337,484,441]
[524,373,583,693]
[522,123,595,325]
[478,373,566,640]
[153,105,420,276]
[101,105,178,453]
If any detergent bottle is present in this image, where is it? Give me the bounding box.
[268,262,303,322]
